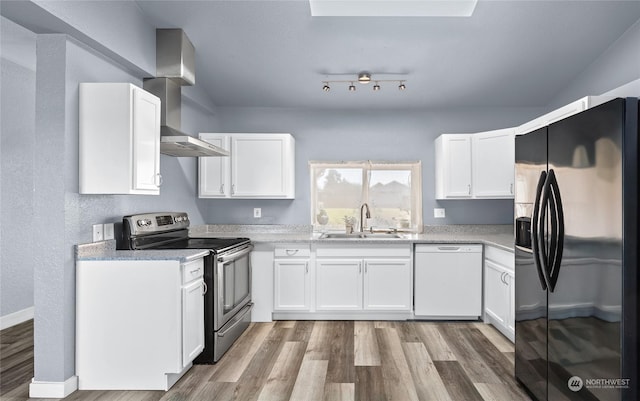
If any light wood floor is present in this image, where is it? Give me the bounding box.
[1,320,531,401]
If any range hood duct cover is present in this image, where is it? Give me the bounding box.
[144,29,228,157]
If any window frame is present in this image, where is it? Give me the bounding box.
[309,160,423,233]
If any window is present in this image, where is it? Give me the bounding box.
[310,161,422,232]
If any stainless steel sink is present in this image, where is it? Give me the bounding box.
[319,232,403,239]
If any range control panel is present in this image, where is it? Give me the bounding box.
[124,212,190,236]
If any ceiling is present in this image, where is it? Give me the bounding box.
[134,0,640,109]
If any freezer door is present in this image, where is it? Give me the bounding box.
[514,127,549,401]
[547,99,625,401]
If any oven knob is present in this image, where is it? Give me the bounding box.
[137,219,151,227]
[175,216,183,222]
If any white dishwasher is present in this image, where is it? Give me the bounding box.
[414,244,482,319]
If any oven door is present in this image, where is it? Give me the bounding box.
[214,244,253,330]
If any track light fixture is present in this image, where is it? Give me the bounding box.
[321,71,407,92]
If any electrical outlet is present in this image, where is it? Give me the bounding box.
[92,224,104,242]
[253,208,262,218]
[103,223,115,240]
[434,208,446,218]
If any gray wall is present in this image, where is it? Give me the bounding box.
[549,19,640,108]
[1,18,37,319]
[207,107,545,226]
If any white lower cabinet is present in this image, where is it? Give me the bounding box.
[363,259,412,310]
[315,245,412,314]
[316,259,363,310]
[483,246,515,342]
[182,277,205,367]
[273,245,311,311]
[76,257,205,390]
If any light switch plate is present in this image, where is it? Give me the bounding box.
[103,223,115,240]
[253,208,262,218]
[434,208,446,218]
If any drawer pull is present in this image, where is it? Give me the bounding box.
[285,249,299,256]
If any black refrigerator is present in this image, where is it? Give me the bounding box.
[514,98,638,401]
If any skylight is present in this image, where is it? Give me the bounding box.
[309,0,478,17]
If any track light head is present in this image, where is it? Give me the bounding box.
[373,82,381,91]
[398,82,406,91]
[358,72,371,84]
[322,83,330,92]
[349,82,356,92]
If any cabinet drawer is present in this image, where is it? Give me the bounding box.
[274,245,311,258]
[484,246,514,270]
[182,258,204,283]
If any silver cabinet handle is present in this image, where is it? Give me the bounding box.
[510,183,514,194]
[468,184,471,195]
[220,184,225,194]
[155,173,163,186]
[190,268,201,275]
[305,262,309,273]
[359,263,362,274]
[231,184,235,195]
[285,249,299,256]
[202,281,208,295]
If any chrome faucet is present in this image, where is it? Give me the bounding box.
[360,203,371,232]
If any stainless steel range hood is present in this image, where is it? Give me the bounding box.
[143,29,228,157]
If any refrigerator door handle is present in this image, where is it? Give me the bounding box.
[531,170,549,290]
[547,169,565,292]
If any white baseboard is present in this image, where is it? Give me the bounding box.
[0,306,34,330]
[29,376,78,398]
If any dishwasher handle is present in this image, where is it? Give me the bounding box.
[415,244,482,253]
[437,246,461,251]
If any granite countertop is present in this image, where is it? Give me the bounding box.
[75,240,209,262]
[189,224,515,252]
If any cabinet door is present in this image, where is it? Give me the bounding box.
[182,279,204,368]
[316,259,362,310]
[199,134,229,198]
[132,87,161,191]
[506,271,515,335]
[472,128,515,198]
[443,135,472,198]
[484,260,509,327]
[363,259,411,310]
[230,134,294,198]
[274,260,310,311]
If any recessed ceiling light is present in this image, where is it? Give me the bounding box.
[309,0,477,17]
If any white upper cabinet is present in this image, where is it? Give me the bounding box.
[472,128,515,198]
[435,131,515,200]
[435,134,472,199]
[79,83,161,195]
[199,133,295,199]
[198,134,230,197]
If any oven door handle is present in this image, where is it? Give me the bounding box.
[217,244,254,263]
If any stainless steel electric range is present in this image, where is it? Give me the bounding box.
[118,212,253,363]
